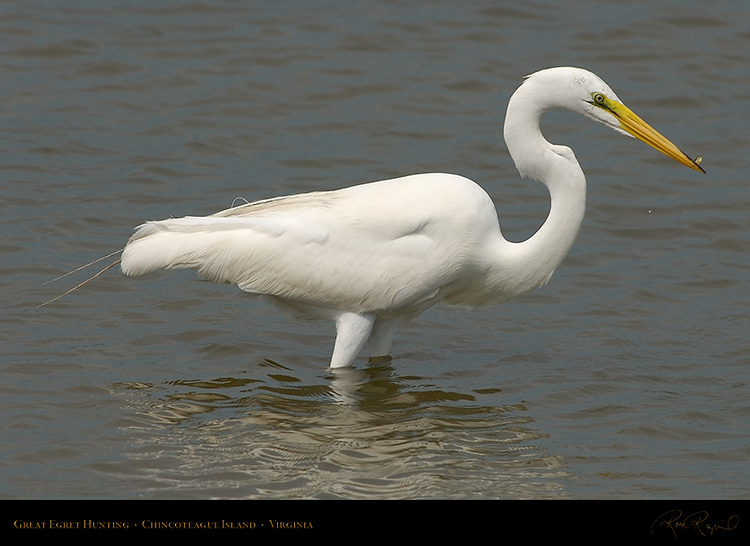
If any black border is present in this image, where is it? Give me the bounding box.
[4,500,749,541]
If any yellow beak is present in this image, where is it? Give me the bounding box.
[599,96,705,173]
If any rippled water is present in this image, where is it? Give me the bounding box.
[2,0,750,502]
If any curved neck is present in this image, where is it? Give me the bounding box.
[508,164,586,294]
[489,78,588,297]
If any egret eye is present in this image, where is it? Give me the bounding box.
[592,92,606,104]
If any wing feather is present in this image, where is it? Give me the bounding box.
[121,174,490,313]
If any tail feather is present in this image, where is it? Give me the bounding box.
[120,206,334,301]
[120,217,275,283]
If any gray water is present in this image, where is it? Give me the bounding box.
[2,0,749,501]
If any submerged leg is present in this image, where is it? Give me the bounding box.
[330,312,375,368]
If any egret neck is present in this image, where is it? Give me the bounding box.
[493,76,587,298]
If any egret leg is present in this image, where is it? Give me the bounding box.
[367,318,398,358]
[330,312,375,368]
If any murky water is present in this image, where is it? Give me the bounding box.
[2,0,749,501]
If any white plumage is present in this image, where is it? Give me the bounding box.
[121,67,703,368]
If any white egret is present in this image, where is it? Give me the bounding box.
[120,67,704,368]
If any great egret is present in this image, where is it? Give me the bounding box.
[119,67,704,368]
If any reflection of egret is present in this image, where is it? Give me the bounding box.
[328,360,400,406]
[117,67,704,368]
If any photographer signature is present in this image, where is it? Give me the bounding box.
[651,509,739,537]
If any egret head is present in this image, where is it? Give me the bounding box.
[518,67,705,173]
